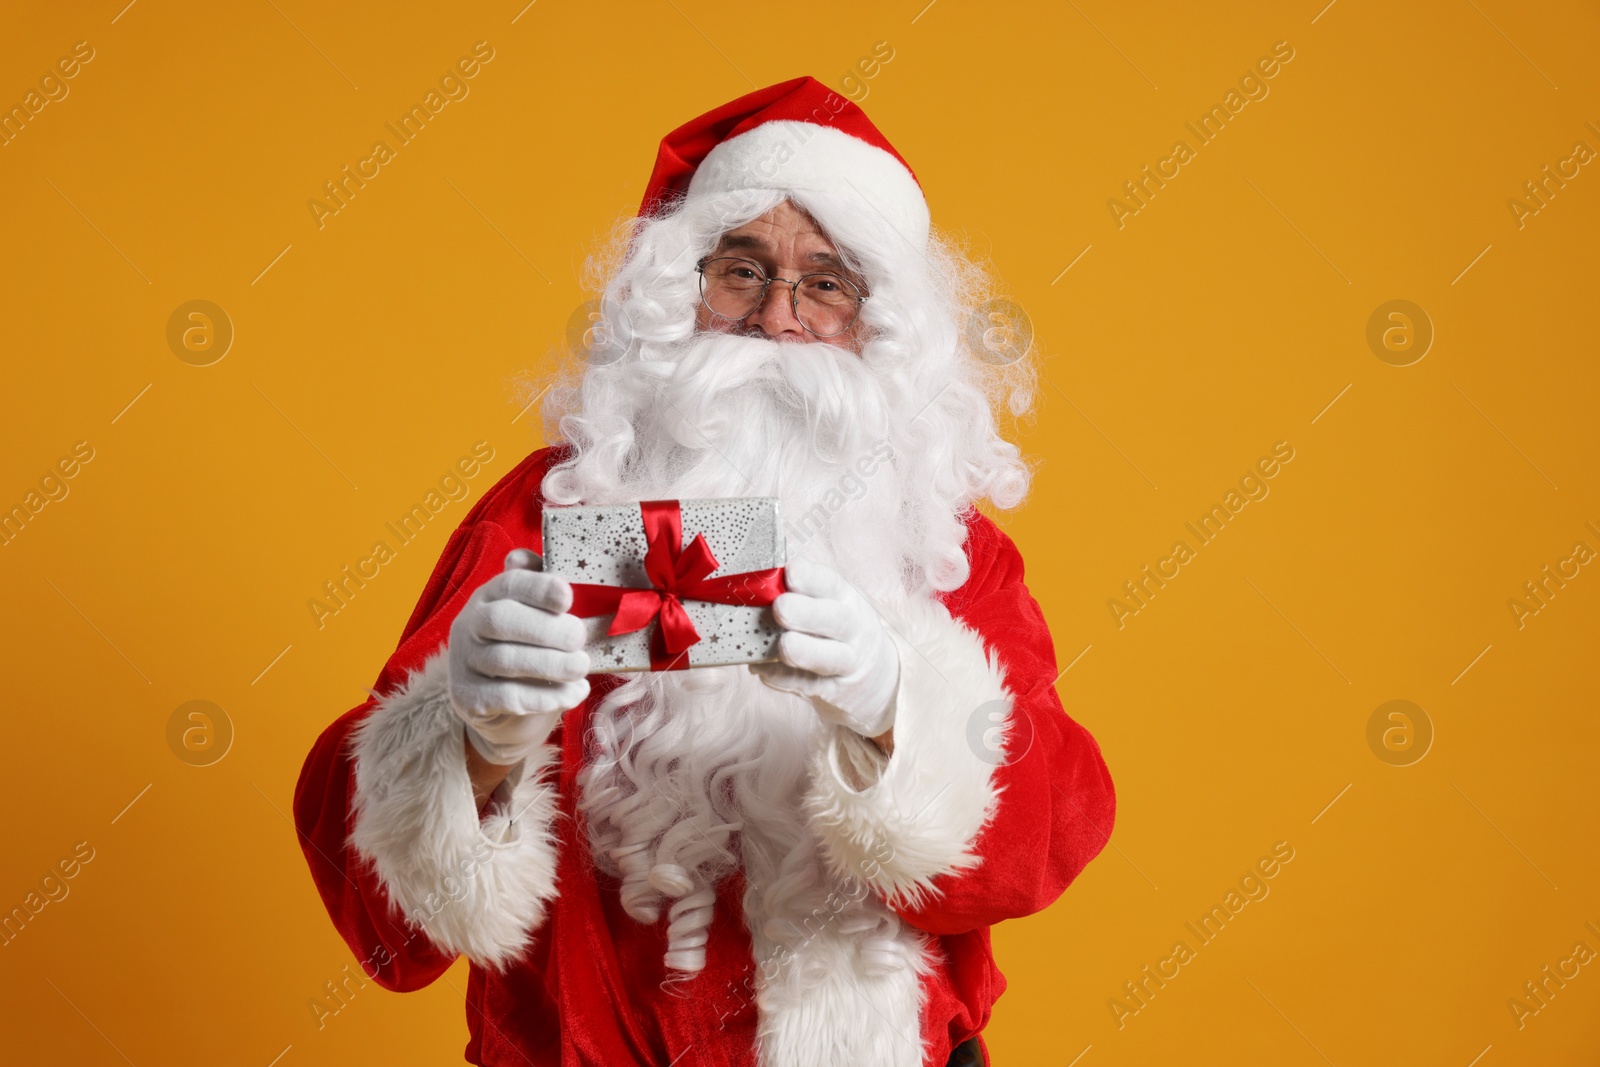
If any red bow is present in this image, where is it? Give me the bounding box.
[567,500,787,671]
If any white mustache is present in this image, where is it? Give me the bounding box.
[641,331,892,454]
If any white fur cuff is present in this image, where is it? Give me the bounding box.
[802,596,1011,912]
[348,649,563,970]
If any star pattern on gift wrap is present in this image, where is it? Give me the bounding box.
[550,498,783,670]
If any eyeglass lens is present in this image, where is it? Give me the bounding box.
[700,258,863,337]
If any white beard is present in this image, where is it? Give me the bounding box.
[563,332,936,1048]
[568,328,919,601]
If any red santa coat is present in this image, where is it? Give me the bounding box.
[293,444,1115,1066]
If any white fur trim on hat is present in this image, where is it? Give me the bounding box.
[348,648,564,970]
[686,120,931,251]
[801,595,1011,912]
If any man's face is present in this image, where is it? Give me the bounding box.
[694,200,870,355]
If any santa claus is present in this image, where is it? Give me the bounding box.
[294,76,1115,1067]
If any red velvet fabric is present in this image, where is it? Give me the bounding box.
[292,445,1116,1066]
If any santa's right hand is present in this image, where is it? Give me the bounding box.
[447,547,591,766]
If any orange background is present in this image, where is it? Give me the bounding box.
[2,1,1597,1064]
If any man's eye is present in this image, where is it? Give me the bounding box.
[731,267,760,280]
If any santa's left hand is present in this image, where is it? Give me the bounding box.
[748,559,900,739]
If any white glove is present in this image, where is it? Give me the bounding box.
[748,559,900,738]
[448,547,591,766]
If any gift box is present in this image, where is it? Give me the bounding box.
[541,497,788,672]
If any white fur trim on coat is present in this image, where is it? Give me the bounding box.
[348,648,562,970]
[738,795,936,1067]
[752,894,934,1067]
[802,595,1011,912]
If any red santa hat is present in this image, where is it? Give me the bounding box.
[639,75,931,251]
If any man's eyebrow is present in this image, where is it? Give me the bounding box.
[714,233,850,271]
[716,233,771,254]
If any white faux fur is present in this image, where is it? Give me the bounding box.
[737,763,938,1067]
[348,648,563,970]
[747,856,936,1067]
[341,601,1004,1059]
[803,594,1013,913]
[686,120,931,252]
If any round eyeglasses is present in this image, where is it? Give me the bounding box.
[695,256,869,339]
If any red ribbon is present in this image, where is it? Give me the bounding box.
[567,500,786,671]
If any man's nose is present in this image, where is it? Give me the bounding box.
[743,285,809,340]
